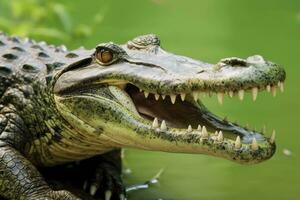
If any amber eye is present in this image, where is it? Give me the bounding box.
[96,49,113,64]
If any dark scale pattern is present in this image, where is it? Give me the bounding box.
[22,64,40,72]
[11,47,25,52]
[0,34,95,199]
[0,34,92,94]
[30,44,44,51]
[2,54,18,60]
[9,37,21,44]
[0,145,76,200]
[0,66,12,76]
[65,53,79,58]
[38,52,50,58]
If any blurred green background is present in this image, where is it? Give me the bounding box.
[0,0,299,199]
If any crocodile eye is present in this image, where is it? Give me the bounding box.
[95,43,127,65]
[96,49,114,64]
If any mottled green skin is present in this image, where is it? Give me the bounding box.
[0,33,285,200]
[0,33,119,199]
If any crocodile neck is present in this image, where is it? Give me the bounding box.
[0,33,112,166]
[26,120,114,166]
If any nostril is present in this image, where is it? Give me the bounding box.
[246,55,265,64]
[219,57,248,67]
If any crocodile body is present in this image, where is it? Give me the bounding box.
[0,32,285,200]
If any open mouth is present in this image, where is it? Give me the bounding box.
[120,82,282,150]
[53,50,285,163]
[55,77,281,162]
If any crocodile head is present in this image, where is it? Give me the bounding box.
[53,34,285,164]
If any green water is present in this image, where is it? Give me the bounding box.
[1,0,300,199]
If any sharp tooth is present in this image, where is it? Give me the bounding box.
[197,125,202,131]
[83,180,88,190]
[212,131,218,139]
[201,126,208,137]
[271,86,277,97]
[187,125,192,132]
[162,94,166,100]
[217,131,223,142]
[90,184,98,196]
[105,190,112,200]
[160,120,167,131]
[238,90,244,101]
[229,91,234,98]
[266,85,271,92]
[235,136,241,149]
[170,94,176,104]
[152,118,159,128]
[154,94,160,100]
[217,92,224,105]
[180,93,186,101]
[279,82,284,92]
[252,87,258,101]
[144,91,149,98]
[251,138,258,150]
[119,194,125,200]
[193,92,198,101]
[270,129,276,144]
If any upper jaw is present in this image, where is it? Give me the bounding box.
[54,55,285,98]
[122,44,286,92]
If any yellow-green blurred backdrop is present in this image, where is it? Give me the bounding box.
[0,0,299,199]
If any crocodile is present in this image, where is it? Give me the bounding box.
[0,32,285,200]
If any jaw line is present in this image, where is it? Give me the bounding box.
[105,84,276,164]
[54,81,277,164]
[120,107,276,165]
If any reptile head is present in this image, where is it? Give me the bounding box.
[53,34,285,164]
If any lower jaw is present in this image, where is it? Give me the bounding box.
[123,116,276,164]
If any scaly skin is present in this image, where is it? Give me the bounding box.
[0,32,285,199]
